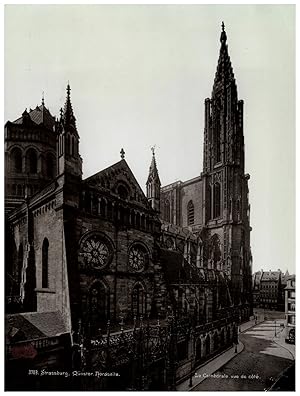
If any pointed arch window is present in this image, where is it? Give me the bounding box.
[66,134,71,155]
[187,200,194,225]
[42,238,49,288]
[213,182,221,218]
[214,99,221,164]
[207,184,212,220]
[215,128,221,163]
[132,283,145,318]
[164,199,171,223]
[71,136,75,156]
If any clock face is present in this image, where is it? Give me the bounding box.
[80,235,111,270]
[129,246,146,272]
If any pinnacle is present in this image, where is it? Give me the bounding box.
[62,83,77,130]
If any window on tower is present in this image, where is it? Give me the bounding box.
[214,99,221,164]
[207,184,212,220]
[187,200,194,225]
[46,153,55,178]
[26,148,38,174]
[213,183,221,218]
[164,199,171,223]
[11,148,22,173]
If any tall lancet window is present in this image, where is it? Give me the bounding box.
[213,183,221,218]
[42,238,49,288]
[187,200,194,225]
[214,98,222,164]
[164,199,171,223]
[207,185,212,220]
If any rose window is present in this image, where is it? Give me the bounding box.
[128,245,147,272]
[80,234,111,269]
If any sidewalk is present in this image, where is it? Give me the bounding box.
[177,317,259,391]
[273,326,295,360]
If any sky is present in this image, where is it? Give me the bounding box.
[4,4,295,274]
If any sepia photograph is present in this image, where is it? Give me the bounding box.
[4,4,295,392]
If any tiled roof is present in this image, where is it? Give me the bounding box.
[261,271,280,281]
[13,104,55,131]
[6,311,68,342]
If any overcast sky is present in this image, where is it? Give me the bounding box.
[4,4,295,274]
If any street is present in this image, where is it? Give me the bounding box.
[192,317,295,391]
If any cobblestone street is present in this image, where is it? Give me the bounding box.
[192,319,295,391]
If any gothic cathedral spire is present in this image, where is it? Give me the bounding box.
[57,83,82,178]
[203,22,244,174]
[146,147,161,212]
[201,23,251,307]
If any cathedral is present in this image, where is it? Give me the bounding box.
[5,24,252,391]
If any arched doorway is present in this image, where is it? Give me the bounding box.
[88,281,109,334]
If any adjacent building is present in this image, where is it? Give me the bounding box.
[285,276,295,344]
[252,270,292,311]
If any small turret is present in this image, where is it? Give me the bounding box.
[146,147,161,212]
[57,83,82,178]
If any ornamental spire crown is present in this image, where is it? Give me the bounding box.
[212,22,235,94]
[147,146,160,185]
[61,83,77,132]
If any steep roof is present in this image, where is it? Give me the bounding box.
[84,158,151,208]
[12,104,55,131]
[261,271,281,281]
[6,311,68,343]
[147,150,160,185]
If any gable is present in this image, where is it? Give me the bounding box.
[84,159,151,209]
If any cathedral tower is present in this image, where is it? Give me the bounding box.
[146,148,161,212]
[202,23,252,307]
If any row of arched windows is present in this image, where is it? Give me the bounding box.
[9,147,55,178]
[146,182,159,199]
[11,183,40,197]
[58,133,78,157]
[164,199,195,226]
[82,192,155,232]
